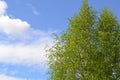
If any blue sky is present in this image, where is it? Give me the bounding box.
[0,0,119,80]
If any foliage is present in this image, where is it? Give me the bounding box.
[48,0,120,80]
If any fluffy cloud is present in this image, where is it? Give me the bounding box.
[0,74,25,80]
[0,0,7,15]
[0,16,30,35]
[0,0,54,79]
[0,34,53,66]
[0,0,54,67]
[0,0,30,35]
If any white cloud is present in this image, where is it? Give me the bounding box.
[0,0,30,35]
[0,74,25,80]
[0,0,7,15]
[0,0,54,67]
[0,34,53,66]
[0,16,30,35]
[0,0,54,79]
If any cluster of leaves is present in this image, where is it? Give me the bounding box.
[48,0,120,80]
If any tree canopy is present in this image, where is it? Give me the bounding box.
[48,0,120,80]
